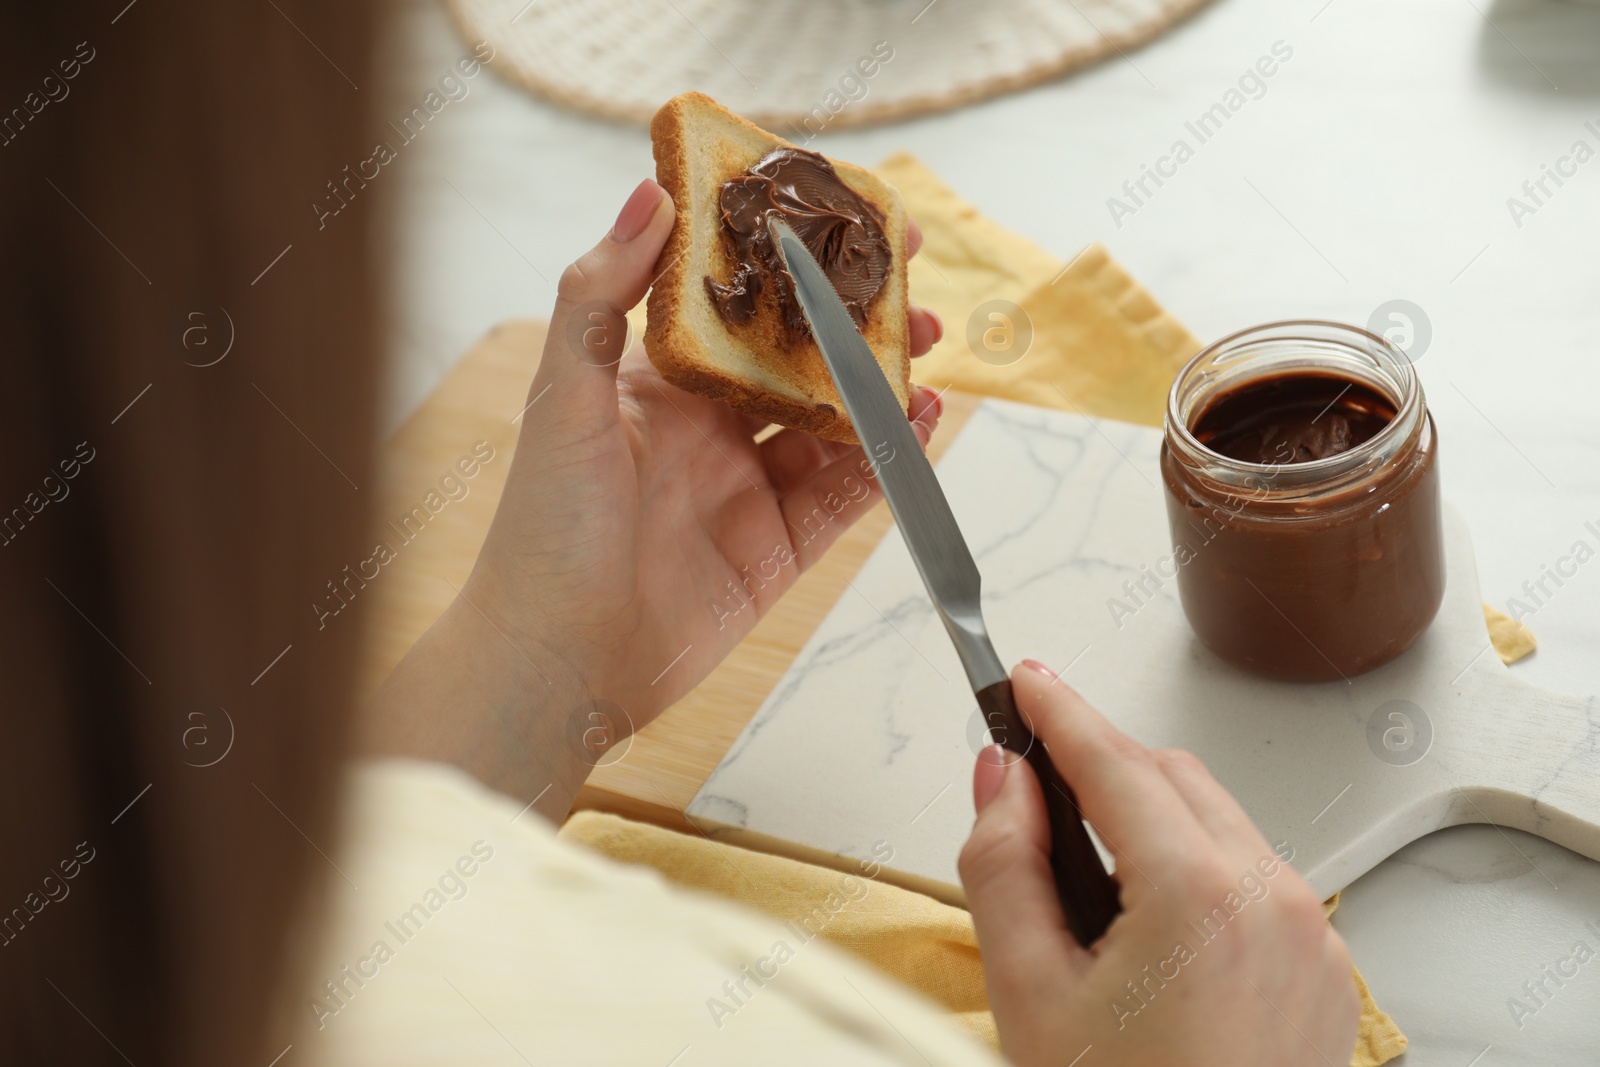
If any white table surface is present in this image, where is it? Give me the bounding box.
[381,0,1600,1060]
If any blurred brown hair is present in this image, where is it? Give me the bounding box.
[0,2,377,1063]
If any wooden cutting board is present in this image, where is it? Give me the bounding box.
[360,319,982,829]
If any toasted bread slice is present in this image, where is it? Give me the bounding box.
[645,92,910,444]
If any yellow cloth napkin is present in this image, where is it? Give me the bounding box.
[1483,604,1537,664]
[1323,894,1409,1067]
[562,814,1415,1064]
[585,153,1541,1065]
[562,811,1000,1047]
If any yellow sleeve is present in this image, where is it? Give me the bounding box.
[296,759,1005,1067]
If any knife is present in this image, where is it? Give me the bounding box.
[767,216,1121,946]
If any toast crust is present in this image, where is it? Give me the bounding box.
[645,92,910,444]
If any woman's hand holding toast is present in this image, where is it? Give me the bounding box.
[364,179,943,821]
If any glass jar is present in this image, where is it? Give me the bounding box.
[1159,320,1444,682]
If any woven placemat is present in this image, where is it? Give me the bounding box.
[446,0,1216,131]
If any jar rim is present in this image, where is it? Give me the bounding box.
[1164,319,1422,488]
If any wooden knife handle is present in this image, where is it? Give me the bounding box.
[976,678,1121,946]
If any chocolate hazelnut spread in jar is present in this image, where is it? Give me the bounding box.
[1160,321,1444,682]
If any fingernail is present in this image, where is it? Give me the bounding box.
[611,180,662,243]
[930,389,944,418]
[974,745,1008,812]
[1021,658,1055,678]
[928,310,944,344]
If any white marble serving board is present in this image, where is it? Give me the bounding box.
[688,398,1600,904]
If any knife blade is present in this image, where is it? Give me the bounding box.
[767,216,1121,946]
